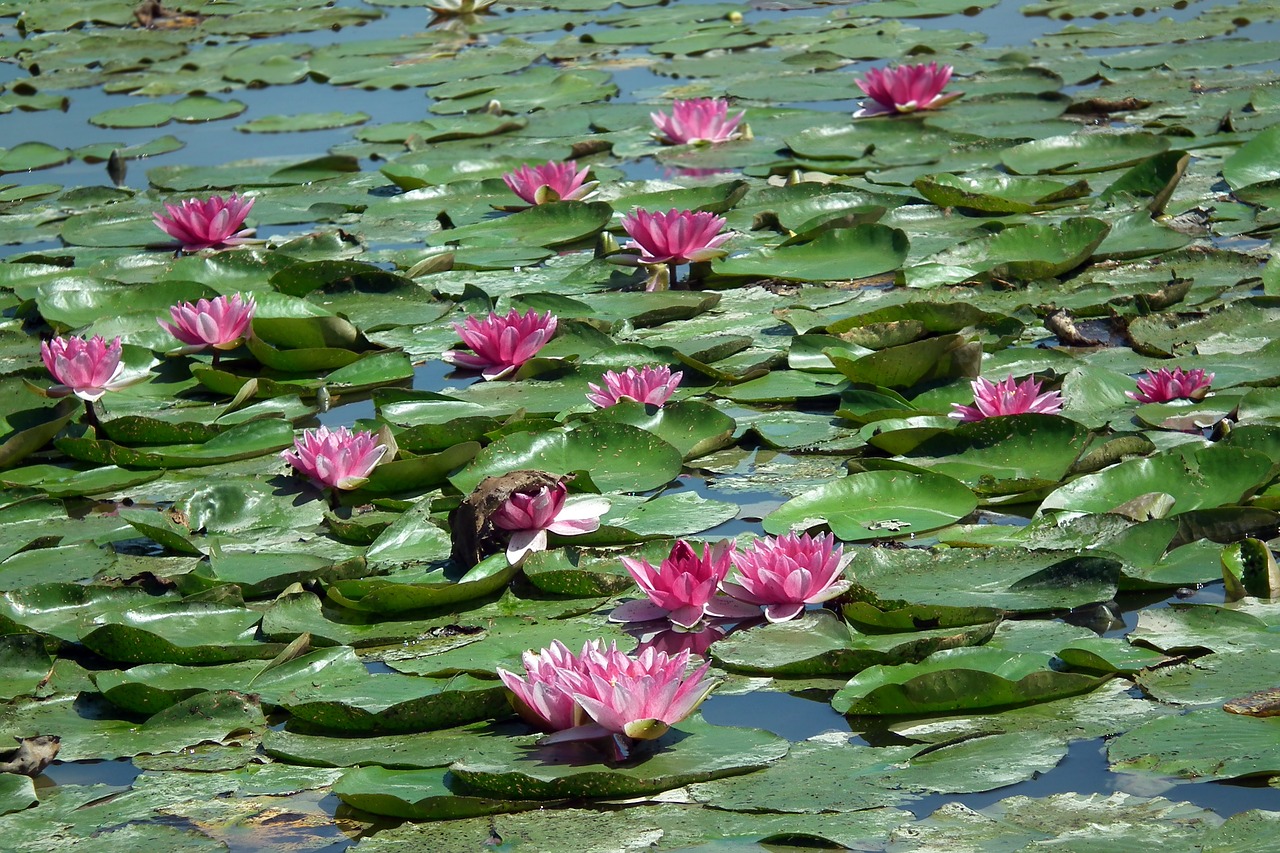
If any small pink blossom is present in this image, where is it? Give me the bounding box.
[949,375,1064,423]
[1127,367,1214,404]
[613,540,758,630]
[853,62,962,118]
[587,366,683,409]
[40,335,130,402]
[491,481,611,563]
[281,425,388,491]
[621,209,731,267]
[443,309,558,381]
[497,639,597,732]
[651,98,745,145]
[722,532,852,623]
[154,194,255,252]
[158,293,256,352]
[502,160,597,205]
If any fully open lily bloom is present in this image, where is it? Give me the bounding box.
[949,375,1064,423]
[651,98,745,145]
[853,62,961,118]
[491,481,611,563]
[587,365,683,409]
[282,426,388,491]
[497,639,598,732]
[614,540,757,630]
[154,194,255,252]
[502,161,597,205]
[444,309,558,380]
[158,293,256,352]
[621,209,731,267]
[722,532,852,623]
[562,644,716,742]
[1127,367,1215,404]
[41,335,129,402]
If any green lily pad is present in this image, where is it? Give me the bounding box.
[832,647,1110,716]
[56,418,295,469]
[451,422,683,494]
[1002,133,1170,174]
[714,224,909,282]
[333,765,544,821]
[94,646,370,715]
[855,547,1121,613]
[277,672,509,733]
[913,172,1090,214]
[78,600,285,664]
[1040,444,1274,517]
[710,611,999,676]
[1109,708,1280,781]
[764,470,977,541]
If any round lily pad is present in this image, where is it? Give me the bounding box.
[764,470,977,541]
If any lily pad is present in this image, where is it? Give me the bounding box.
[832,647,1110,716]
[763,470,977,541]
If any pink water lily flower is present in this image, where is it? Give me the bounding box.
[154,194,255,252]
[949,375,1064,423]
[502,160,597,205]
[587,365,683,408]
[497,639,598,732]
[853,62,962,118]
[614,540,759,630]
[282,426,388,491]
[41,335,130,402]
[651,98,745,145]
[491,481,611,563]
[499,641,716,745]
[621,209,731,267]
[158,293,256,353]
[444,309,558,381]
[561,644,716,742]
[1127,367,1214,404]
[722,532,852,623]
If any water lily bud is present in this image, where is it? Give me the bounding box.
[726,10,743,23]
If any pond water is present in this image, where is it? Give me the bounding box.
[2,0,1280,845]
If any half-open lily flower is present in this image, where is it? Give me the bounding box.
[621,209,731,267]
[613,540,758,630]
[651,98,745,145]
[502,161,597,205]
[1127,367,1214,404]
[41,335,130,402]
[721,532,852,623]
[154,194,255,252]
[559,644,716,742]
[587,366,683,408]
[853,62,962,118]
[497,639,598,732]
[491,481,611,563]
[158,293,256,353]
[282,426,388,491]
[949,375,1064,423]
[444,309,558,381]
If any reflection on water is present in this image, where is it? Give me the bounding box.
[701,690,852,741]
